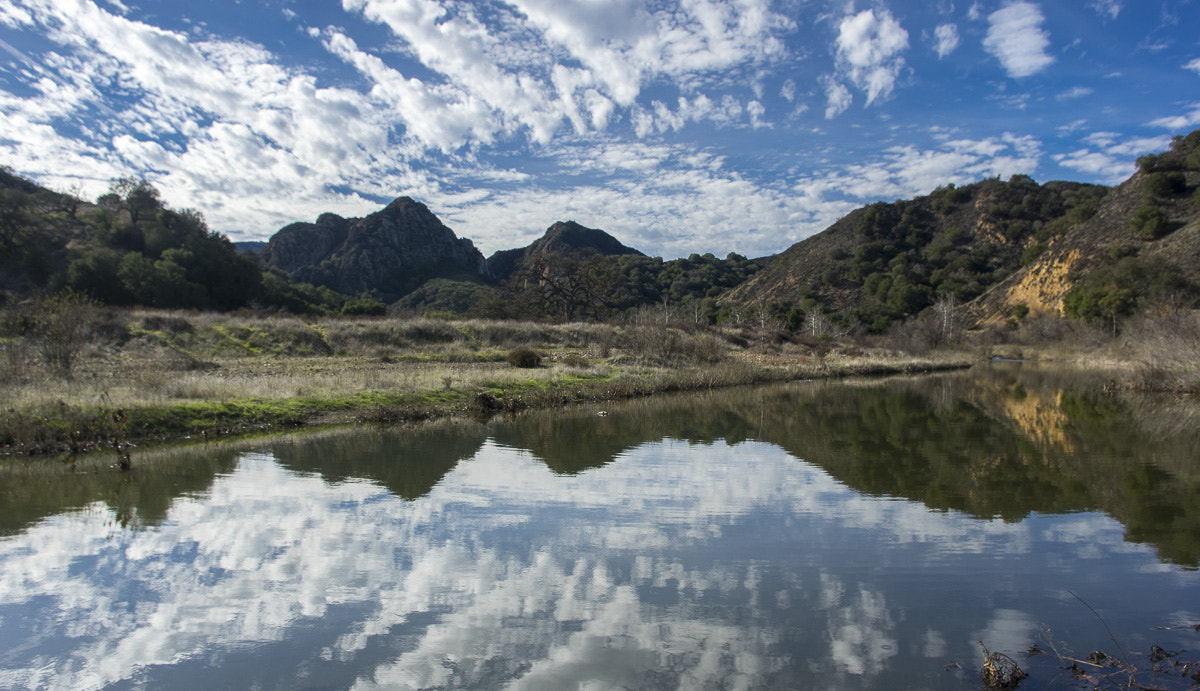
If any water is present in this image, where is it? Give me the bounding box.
[2,363,1199,690]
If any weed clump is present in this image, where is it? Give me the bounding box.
[506,348,542,368]
[979,642,1026,689]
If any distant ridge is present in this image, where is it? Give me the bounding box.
[487,221,644,282]
[260,197,491,302]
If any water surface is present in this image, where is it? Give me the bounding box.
[2,364,1198,689]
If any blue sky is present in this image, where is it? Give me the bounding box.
[1,0,1198,259]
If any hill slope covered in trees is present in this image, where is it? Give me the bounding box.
[3,126,1199,333]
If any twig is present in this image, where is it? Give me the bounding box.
[1070,590,1133,670]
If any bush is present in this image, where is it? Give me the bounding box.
[1130,205,1170,240]
[506,347,542,368]
[1144,171,1187,199]
[32,291,97,378]
[340,298,387,316]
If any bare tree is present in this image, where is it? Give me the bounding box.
[806,309,836,338]
[517,250,615,322]
[33,291,96,379]
[932,294,963,346]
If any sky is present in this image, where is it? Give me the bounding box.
[1,0,1199,259]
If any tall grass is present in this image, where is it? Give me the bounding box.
[0,306,969,455]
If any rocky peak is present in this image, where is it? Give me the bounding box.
[261,196,492,302]
[487,221,643,281]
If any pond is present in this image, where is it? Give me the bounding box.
[1,363,1199,690]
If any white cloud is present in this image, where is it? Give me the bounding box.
[1052,149,1127,183]
[793,133,1042,207]
[824,79,852,119]
[747,100,767,128]
[1053,131,1172,184]
[781,78,796,102]
[1185,57,1200,76]
[1148,103,1200,130]
[1088,0,1121,19]
[832,9,909,107]
[934,23,960,58]
[341,0,791,144]
[1056,86,1093,100]
[983,2,1054,78]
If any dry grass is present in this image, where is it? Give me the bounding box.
[0,308,978,455]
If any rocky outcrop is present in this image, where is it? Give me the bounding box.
[487,221,643,281]
[261,198,491,302]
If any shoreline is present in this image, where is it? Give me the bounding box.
[6,307,1195,462]
[1,352,974,460]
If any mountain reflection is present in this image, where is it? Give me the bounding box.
[3,363,1199,565]
[2,365,1199,690]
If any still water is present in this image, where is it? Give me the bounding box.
[1,364,1198,690]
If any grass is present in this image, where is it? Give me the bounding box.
[0,309,977,457]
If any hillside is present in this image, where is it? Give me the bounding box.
[4,127,1199,329]
[967,135,1200,326]
[487,220,643,282]
[724,128,1200,332]
[722,176,1111,331]
[261,197,491,303]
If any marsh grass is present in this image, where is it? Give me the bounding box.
[0,309,975,455]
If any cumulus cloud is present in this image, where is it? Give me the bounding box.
[933,23,960,58]
[1185,57,1200,76]
[831,9,909,107]
[342,0,790,142]
[792,133,1043,207]
[0,0,797,247]
[983,2,1054,78]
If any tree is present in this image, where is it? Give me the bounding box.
[31,291,96,379]
[515,250,616,321]
[0,187,30,251]
[932,294,963,345]
[106,176,162,226]
[1130,205,1170,240]
[67,247,134,304]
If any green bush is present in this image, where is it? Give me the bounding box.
[506,347,542,368]
[340,298,387,316]
[1130,205,1171,240]
[1144,171,1187,199]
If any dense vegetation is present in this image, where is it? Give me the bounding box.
[729,175,1112,334]
[0,169,359,314]
[3,126,1200,338]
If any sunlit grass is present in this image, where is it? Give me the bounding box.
[0,309,976,454]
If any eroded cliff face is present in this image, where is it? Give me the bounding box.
[973,249,1084,325]
[261,198,491,301]
[261,213,350,274]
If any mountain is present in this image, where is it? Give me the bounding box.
[234,241,267,254]
[721,175,1110,330]
[966,135,1200,326]
[487,220,643,282]
[260,197,491,302]
[722,128,1200,332]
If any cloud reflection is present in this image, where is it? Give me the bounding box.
[0,437,1193,690]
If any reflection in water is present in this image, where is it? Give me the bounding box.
[1,364,1198,690]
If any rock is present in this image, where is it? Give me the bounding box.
[261,197,491,302]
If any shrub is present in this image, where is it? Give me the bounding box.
[32,291,97,378]
[340,298,387,316]
[506,347,542,368]
[1144,171,1186,199]
[1130,205,1170,240]
[561,353,589,368]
